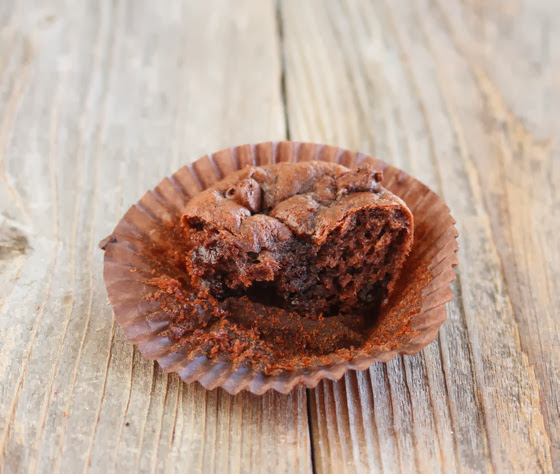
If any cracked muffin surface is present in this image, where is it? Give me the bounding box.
[181,161,413,319]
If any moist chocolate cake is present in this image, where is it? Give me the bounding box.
[181,161,413,320]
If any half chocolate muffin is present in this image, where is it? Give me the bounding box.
[181,161,413,320]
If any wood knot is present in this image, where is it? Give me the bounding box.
[0,219,29,260]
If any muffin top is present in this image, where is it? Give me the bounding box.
[181,161,412,251]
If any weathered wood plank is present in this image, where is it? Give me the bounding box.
[426,1,560,470]
[0,1,312,473]
[2,0,559,472]
[280,0,557,472]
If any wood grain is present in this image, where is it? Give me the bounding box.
[1,0,559,472]
[0,1,312,473]
[281,0,558,472]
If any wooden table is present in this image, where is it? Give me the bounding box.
[1,1,558,472]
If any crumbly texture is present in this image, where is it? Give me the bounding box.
[181,161,413,318]
[148,274,368,373]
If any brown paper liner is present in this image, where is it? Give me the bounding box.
[101,142,459,395]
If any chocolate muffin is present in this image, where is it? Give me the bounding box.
[181,161,413,320]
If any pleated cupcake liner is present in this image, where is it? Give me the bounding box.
[101,141,459,395]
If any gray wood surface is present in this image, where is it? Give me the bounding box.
[1,0,558,472]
